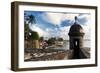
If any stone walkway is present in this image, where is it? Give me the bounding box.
[24,48,71,61]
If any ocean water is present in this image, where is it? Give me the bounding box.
[83,40,91,48]
[55,40,91,50]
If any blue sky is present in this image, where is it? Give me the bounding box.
[24,11,91,40]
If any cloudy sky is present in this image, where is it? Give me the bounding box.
[24,11,91,40]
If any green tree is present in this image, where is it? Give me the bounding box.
[29,31,39,40]
[25,14,36,30]
[47,37,56,45]
[58,38,63,41]
[39,37,44,41]
[28,14,36,25]
[24,14,36,40]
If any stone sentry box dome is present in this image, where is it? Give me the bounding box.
[68,16,85,50]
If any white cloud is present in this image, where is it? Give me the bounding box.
[43,13,79,26]
[29,23,47,37]
[59,26,71,40]
[63,14,79,21]
[43,13,63,26]
[82,25,91,40]
[45,26,71,40]
[58,25,91,40]
[28,13,91,40]
[45,28,54,32]
[29,23,91,40]
[78,14,91,40]
[45,28,59,38]
[79,14,90,19]
[59,26,70,32]
[78,14,91,25]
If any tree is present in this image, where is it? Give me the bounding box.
[24,14,36,31]
[29,31,39,40]
[58,38,63,41]
[28,31,40,48]
[39,37,44,41]
[28,14,36,25]
[25,23,29,32]
[24,14,36,40]
[47,37,56,45]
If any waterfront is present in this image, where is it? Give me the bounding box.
[52,40,91,50]
[24,40,90,61]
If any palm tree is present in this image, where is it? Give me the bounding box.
[24,14,36,40]
[24,14,36,31]
[28,14,36,25]
[24,14,40,49]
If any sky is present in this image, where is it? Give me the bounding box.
[24,11,91,40]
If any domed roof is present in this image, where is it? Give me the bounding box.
[68,16,84,36]
[69,23,83,33]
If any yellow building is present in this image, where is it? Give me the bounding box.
[25,30,39,49]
